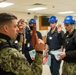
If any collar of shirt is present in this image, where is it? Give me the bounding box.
[0,33,11,41]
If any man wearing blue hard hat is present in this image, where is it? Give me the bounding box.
[44,16,64,75]
[22,18,42,64]
[58,15,76,75]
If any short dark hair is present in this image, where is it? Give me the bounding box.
[0,13,17,25]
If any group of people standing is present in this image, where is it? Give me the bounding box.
[0,12,76,75]
[44,15,76,75]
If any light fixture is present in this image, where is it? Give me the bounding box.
[27,7,47,11]
[58,11,74,14]
[0,2,14,8]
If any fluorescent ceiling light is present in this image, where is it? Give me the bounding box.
[58,11,74,14]
[27,7,46,11]
[0,2,14,8]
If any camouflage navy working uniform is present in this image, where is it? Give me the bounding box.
[58,29,76,75]
[0,33,43,75]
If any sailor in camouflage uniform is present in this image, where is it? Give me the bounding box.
[0,13,44,75]
[58,16,76,75]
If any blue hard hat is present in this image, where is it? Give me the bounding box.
[48,16,58,23]
[29,18,36,24]
[63,16,75,24]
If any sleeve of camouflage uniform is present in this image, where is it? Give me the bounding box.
[0,47,43,75]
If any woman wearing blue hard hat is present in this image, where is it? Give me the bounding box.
[44,16,64,75]
[58,15,76,75]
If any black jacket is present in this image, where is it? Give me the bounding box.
[58,29,76,63]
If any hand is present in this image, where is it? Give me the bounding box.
[57,24,62,33]
[58,52,66,59]
[34,39,45,51]
[17,19,26,33]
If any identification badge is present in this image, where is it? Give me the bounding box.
[27,43,30,47]
[49,37,52,40]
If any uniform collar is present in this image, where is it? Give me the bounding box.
[49,27,57,34]
[0,33,11,41]
[50,27,57,31]
[66,29,76,38]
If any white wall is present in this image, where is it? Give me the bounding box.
[0,10,73,36]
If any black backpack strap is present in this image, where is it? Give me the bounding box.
[0,39,19,50]
[0,40,16,75]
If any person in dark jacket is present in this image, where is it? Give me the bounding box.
[44,16,64,75]
[58,15,76,75]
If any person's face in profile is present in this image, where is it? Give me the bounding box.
[7,19,19,39]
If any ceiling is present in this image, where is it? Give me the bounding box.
[0,0,76,16]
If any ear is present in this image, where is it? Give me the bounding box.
[3,25,9,33]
